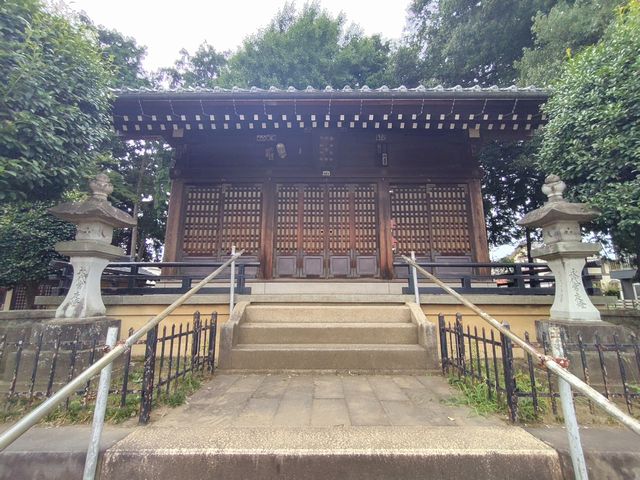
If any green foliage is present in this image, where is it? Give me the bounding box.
[0,0,113,202]
[479,139,547,246]
[157,374,201,407]
[407,0,555,86]
[85,23,171,259]
[0,373,206,425]
[217,2,391,89]
[157,43,228,88]
[447,369,549,423]
[538,0,640,265]
[0,201,74,289]
[447,376,501,416]
[517,0,623,86]
[101,142,172,259]
[88,19,150,89]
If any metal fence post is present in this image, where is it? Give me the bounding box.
[83,326,118,480]
[500,322,518,422]
[208,313,217,373]
[139,325,158,425]
[229,245,236,314]
[438,313,448,375]
[455,313,465,376]
[191,311,201,370]
[548,325,589,480]
[411,251,420,305]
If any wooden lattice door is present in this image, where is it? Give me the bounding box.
[390,183,472,261]
[274,183,379,278]
[182,184,262,260]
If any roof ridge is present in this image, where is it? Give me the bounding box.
[113,84,547,94]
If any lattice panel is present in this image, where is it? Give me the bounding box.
[274,184,299,254]
[353,185,378,254]
[219,185,262,255]
[429,184,471,254]
[301,185,325,254]
[183,185,221,256]
[390,184,431,255]
[327,185,350,253]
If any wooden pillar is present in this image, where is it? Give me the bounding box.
[378,179,393,279]
[260,180,275,279]
[468,177,490,263]
[163,178,185,263]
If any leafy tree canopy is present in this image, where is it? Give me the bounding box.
[517,0,624,86]
[479,139,547,246]
[157,43,228,89]
[164,2,392,89]
[0,0,113,202]
[407,0,555,86]
[0,201,75,291]
[538,0,640,266]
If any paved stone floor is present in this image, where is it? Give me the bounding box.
[155,373,504,428]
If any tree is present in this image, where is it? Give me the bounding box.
[219,2,391,88]
[517,0,623,86]
[0,202,75,308]
[479,139,547,250]
[80,20,173,260]
[538,0,640,275]
[157,43,228,88]
[101,144,172,260]
[407,0,555,87]
[0,0,113,202]
[94,24,150,89]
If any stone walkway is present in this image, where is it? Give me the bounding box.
[155,372,503,428]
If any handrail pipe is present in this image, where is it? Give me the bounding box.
[401,254,640,436]
[0,251,244,451]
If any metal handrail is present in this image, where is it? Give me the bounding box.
[0,250,244,454]
[401,254,640,435]
[403,253,640,479]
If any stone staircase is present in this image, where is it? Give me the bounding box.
[218,302,438,372]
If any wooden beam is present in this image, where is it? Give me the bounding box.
[378,179,393,279]
[468,177,490,263]
[260,180,275,279]
[162,178,185,277]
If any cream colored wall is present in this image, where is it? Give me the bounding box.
[105,302,230,356]
[101,296,554,358]
[421,303,551,340]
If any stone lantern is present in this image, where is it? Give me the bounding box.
[49,173,136,319]
[518,175,601,322]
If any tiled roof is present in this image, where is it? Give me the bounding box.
[115,84,547,97]
[113,85,548,137]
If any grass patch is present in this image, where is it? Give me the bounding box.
[445,369,550,423]
[445,377,500,416]
[0,373,208,425]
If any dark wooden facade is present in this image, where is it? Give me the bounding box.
[113,87,547,279]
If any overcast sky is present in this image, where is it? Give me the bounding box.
[66,0,412,72]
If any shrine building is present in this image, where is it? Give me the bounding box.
[112,85,547,280]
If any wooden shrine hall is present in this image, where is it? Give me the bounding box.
[113,86,547,280]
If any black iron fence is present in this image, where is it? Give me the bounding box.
[396,260,602,296]
[438,314,640,422]
[0,311,217,424]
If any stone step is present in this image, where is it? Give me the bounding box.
[226,344,430,371]
[244,304,411,323]
[237,322,418,345]
[101,426,563,480]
